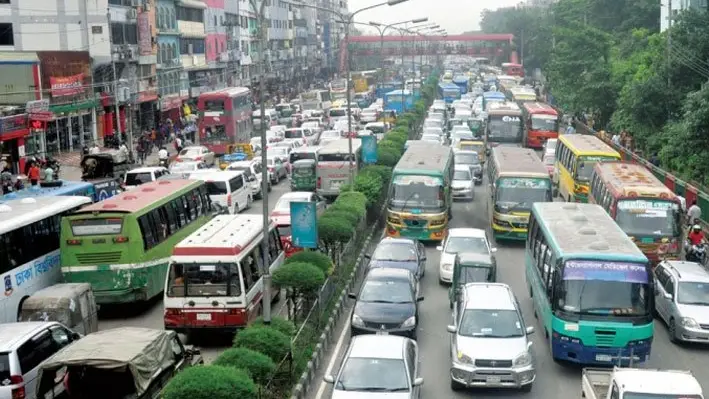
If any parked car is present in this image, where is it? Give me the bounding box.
[266,156,288,183]
[454,150,482,184]
[270,191,326,226]
[452,165,475,201]
[654,260,709,344]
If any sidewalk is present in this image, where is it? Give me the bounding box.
[62,151,162,181]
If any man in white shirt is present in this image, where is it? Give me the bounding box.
[158,147,169,160]
[688,201,702,226]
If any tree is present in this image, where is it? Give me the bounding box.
[251,315,296,337]
[162,366,257,399]
[317,215,354,263]
[213,348,276,385]
[233,326,292,362]
[285,251,333,276]
[273,262,325,323]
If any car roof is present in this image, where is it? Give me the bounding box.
[0,322,59,351]
[348,335,408,359]
[365,267,413,280]
[181,146,204,150]
[454,165,472,172]
[458,252,494,265]
[462,283,516,310]
[377,237,416,247]
[662,260,709,283]
[279,192,312,201]
[448,228,486,238]
[127,166,165,173]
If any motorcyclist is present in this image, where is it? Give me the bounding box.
[688,224,706,247]
[158,146,169,167]
[686,224,707,263]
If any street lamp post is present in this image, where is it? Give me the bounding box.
[409,25,438,79]
[368,18,427,82]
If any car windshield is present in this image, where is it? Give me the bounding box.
[445,236,488,255]
[179,148,200,157]
[424,128,443,135]
[615,200,680,237]
[359,280,413,303]
[277,225,291,237]
[422,135,439,142]
[454,170,471,180]
[330,109,347,117]
[543,154,555,165]
[372,242,417,262]
[171,163,198,172]
[125,172,153,186]
[456,153,479,165]
[335,358,409,392]
[495,178,552,211]
[275,196,308,211]
[284,130,303,139]
[166,263,241,297]
[458,309,524,338]
[677,282,709,305]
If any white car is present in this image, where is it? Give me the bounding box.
[175,145,215,166]
[301,121,323,135]
[360,109,378,123]
[284,127,317,146]
[227,159,271,199]
[452,165,474,201]
[437,228,496,284]
[319,129,342,144]
[168,160,208,176]
[123,166,169,190]
[423,127,444,137]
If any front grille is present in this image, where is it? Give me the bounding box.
[699,324,709,330]
[594,329,616,347]
[364,321,400,329]
[75,252,122,265]
[475,359,512,368]
[404,219,426,228]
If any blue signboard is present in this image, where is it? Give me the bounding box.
[290,201,318,249]
[361,135,377,164]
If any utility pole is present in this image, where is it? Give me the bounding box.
[666,0,672,89]
[107,9,123,147]
[249,0,273,324]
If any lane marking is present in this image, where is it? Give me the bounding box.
[314,310,352,399]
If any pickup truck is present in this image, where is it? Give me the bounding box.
[581,367,703,399]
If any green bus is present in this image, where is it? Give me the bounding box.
[386,144,454,241]
[525,202,653,366]
[60,179,215,304]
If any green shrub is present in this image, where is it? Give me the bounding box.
[378,140,403,156]
[285,251,333,276]
[162,365,257,399]
[213,348,276,385]
[233,327,291,362]
[272,261,326,295]
[362,165,393,184]
[337,190,368,207]
[324,209,360,226]
[317,214,354,248]
[353,170,383,206]
[376,146,401,167]
[387,131,408,144]
[329,195,367,220]
[251,316,295,337]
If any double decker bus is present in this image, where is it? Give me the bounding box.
[197,87,253,155]
[523,102,559,148]
[0,196,91,323]
[386,144,454,241]
[554,134,620,203]
[502,62,524,77]
[60,179,214,304]
[488,146,552,240]
[590,162,682,263]
[526,202,653,365]
[164,214,284,333]
[485,101,525,147]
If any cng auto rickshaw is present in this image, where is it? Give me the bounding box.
[458,140,486,164]
[468,117,483,136]
[449,252,497,308]
[19,283,99,336]
[290,159,317,191]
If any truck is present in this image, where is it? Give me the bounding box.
[581,367,703,399]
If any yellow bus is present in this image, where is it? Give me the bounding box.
[487,146,553,240]
[509,87,537,103]
[553,134,620,203]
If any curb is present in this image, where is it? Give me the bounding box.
[289,206,384,399]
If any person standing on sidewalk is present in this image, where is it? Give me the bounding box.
[28,162,40,186]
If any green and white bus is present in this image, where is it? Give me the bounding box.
[60,179,215,304]
[525,202,653,366]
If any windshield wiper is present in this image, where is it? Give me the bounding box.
[381,387,409,392]
[365,299,396,304]
[680,301,709,306]
[357,387,399,392]
[486,334,524,338]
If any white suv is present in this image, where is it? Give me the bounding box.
[227,159,271,199]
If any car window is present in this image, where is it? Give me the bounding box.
[17,327,72,373]
[0,353,10,382]
[405,342,416,382]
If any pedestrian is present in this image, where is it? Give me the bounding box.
[174,135,183,153]
[28,162,40,186]
[136,140,145,165]
[43,163,54,183]
[1,166,12,194]
[688,200,702,226]
[611,133,621,146]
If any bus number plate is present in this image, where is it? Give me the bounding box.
[486,376,501,383]
[595,354,612,362]
[196,313,211,321]
[332,180,343,189]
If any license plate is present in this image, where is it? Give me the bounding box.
[331,181,343,189]
[595,354,612,362]
[376,331,389,335]
[196,313,211,321]
[486,376,501,383]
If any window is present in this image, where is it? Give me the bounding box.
[176,6,203,23]
[0,212,67,273]
[158,8,165,29]
[268,228,282,263]
[181,38,205,54]
[214,15,217,27]
[110,23,137,45]
[17,328,73,373]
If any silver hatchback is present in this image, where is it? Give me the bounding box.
[448,283,535,392]
[654,260,709,343]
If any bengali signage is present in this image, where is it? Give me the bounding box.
[0,114,27,135]
[618,199,678,211]
[563,261,648,283]
[361,135,377,164]
[290,201,318,249]
[498,178,550,189]
[50,74,84,97]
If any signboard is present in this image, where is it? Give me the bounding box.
[138,13,152,55]
[26,99,49,114]
[501,116,521,122]
[290,201,318,249]
[0,114,27,134]
[361,135,377,164]
[618,199,677,211]
[498,178,550,189]
[563,261,648,283]
[50,74,84,97]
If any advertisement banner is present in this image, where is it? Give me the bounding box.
[138,12,152,55]
[563,261,648,283]
[290,201,318,249]
[361,134,377,164]
[50,74,84,97]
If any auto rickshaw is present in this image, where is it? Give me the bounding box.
[382,110,397,124]
[457,140,486,164]
[81,153,131,179]
[19,283,99,335]
[290,159,317,191]
[449,252,497,308]
[468,117,484,137]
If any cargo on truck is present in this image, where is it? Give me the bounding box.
[581,367,703,399]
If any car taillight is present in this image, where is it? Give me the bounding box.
[268,167,274,172]
[66,239,82,245]
[165,308,182,316]
[176,158,183,162]
[317,177,321,189]
[227,194,232,207]
[10,375,25,399]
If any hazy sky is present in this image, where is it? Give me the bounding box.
[347,0,522,35]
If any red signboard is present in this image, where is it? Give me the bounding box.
[50,74,84,97]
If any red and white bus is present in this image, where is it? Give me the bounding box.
[523,102,559,149]
[164,214,284,333]
[197,87,253,155]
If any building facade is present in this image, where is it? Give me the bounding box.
[661,0,708,31]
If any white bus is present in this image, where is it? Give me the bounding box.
[300,90,332,112]
[0,196,92,322]
[316,138,362,198]
[164,214,284,333]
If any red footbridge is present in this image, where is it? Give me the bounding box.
[340,33,515,72]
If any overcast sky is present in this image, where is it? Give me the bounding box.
[347,0,522,35]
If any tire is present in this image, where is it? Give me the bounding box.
[520,383,533,393]
[669,318,680,344]
[245,195,253,210]
[450,379,463,391]
[256,189,263,200]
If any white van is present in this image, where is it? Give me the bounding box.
[123,166,169,190]
[189,170,252,214]
[226,159,271,199]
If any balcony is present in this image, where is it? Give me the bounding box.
[181,54,206,69]
[178,21,206,38]
[157,57,183,69]
[108,5,137,23]
[294,18,307,28]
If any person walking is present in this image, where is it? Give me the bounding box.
[688,200,702,226]
[28,162,40,187]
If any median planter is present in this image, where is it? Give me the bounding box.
[162,365,257,399]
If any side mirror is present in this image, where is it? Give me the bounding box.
[421,254,427,261]
[413,377,424,387]
[71,332,81,340]
[436,246,443,251]
[664,292,673,300]
[348,292,357,299]
[323,375,335,384]
[446,325,457,333]
[526,326,535,335]
[417,295,425,302]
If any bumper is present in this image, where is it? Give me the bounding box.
[439,266,453,283]
[453,189,474,199]
[164,324,242,334]
[677,325,709,343]
[386,223,446,241]
[450,362,535,389]
[351,325,416,338]
[491,224,527,240]
[551,338,651,365]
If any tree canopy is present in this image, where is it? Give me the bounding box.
[480,1,709,184]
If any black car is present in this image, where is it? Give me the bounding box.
[365,237,426,279]
[349,268,424,339]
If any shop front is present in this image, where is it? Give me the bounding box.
[160,94,184,125]
[0,114,29,174]
[45,99,99,154]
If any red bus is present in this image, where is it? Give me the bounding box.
[197,87,253,155]
[523,102,559,149]
[502,62,524,77]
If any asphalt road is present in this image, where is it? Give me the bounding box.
[97,177,292,363]
[309,177,709,399]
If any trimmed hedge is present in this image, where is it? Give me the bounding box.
[272,261,326,295]
[233,326,291,362]
[285,251,333,276]
[213,348,276,385]
[251,316,296,337]
[162,366,257,399]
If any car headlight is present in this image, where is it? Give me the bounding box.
[351,314,364,327]
[401,316,416,328]
[456,351,474,365]
[441,263,453,271]
[514,351,532,367]
[681,317,699,328]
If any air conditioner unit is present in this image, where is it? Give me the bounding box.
[127,9,137,18]
[143,2,150,11]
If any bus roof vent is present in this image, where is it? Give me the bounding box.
[589,242,610,251]
[0,204,11,213]
[561,203,578,211]
[158,180,171,185]
[124,195,137,201]
[571,214,588,223]
[103,204,117,209]
[142,187,156,192]
[578,228,596,236]
[20,198,36,204]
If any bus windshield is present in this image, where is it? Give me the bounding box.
[167,263,241,297]
[495,178,551,212]
[615,199,680,237]
[70,218,123,236]
[531,115,559,131]
[576,156,618,182]
[487,116,522,142]
[319,153,352,162]
[389,176,445,212]
[624,394,702,399]
[204,125,227,142]
[559,260,650,317]
[290,152,316,163]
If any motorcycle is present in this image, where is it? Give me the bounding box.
[158,157,169,168]
[685,242,707,265]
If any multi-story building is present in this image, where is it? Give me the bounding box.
[661,0,708,31]
[224,0,244,86]
[156,0,187,123]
